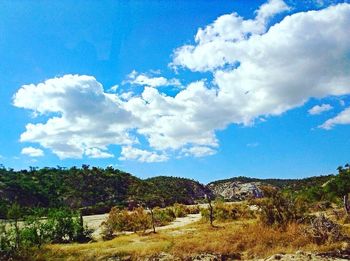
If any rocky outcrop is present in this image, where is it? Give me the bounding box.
[207,181,264,201]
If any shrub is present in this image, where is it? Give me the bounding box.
[0,222,12,256]
[21,211,52,249]
[0,207,91,259]
[256,191,307,228]
[173,204,187,218]
[153,207,176,226]
[102,207,151,239]
[304,215,345,245]
[129,207,151,233]
[200,202,255,223]
[45,208,91,243]
[185,205,200,214]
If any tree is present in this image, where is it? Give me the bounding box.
[131,181,163,233]
[325,165,350,216]
[205,194,214,227]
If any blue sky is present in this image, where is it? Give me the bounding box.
[1,0,350,183]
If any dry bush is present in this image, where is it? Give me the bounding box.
[200,201,255,223]
[102,207,151,239]
[185,205,200,214]
[304,215,345,245]
[329,209,345,221]
[173,204,187,218]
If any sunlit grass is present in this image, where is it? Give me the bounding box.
[34,215,349,260]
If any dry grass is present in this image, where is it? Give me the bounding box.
[34,233,172,260]
[33,214,350,260]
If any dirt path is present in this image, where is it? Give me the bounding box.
[83,213,202,240]
[154,214,201,231]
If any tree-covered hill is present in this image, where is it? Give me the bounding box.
[145,176,211,205]
[0,164,342,218]
[0,166,209,218]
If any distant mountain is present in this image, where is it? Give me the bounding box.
[208,175,334,200]
[208,175,334,189]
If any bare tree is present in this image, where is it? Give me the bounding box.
[205,194,214,227]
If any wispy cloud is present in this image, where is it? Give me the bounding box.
[21,147,44,157]
[308,104,333,115]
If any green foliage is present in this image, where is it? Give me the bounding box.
[256,190,308,228]
[200,201,254,223]
[153,207,176,226]
[45,208,92,243]
[144,176,210,206]
[0,167,208,217]
[325,165,350,198]
[0,206,91,259]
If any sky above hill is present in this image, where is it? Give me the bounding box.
[1,0,350,183]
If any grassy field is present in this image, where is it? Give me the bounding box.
[33,213,350,261]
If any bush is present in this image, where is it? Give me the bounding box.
[256,191,307,228]
[129,207,151,233]
[0,222,12,256]
[153,207,176,226]
[200,201,255,223]
[304,215,345,245]
[184,205,200,214]
[21,210,52,249]
[0,207,92,259]
[102,207,151,239]
[173,203,187,218]
[45,208,91,243]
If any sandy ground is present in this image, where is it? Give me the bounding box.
[83,213,202,240]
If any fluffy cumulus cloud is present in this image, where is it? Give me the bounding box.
[173,1,350,126]
[308,104,333,115]
[14,75,135,159]
[13,1,350,162]
[171,0,290,71]
[21,147,44,157]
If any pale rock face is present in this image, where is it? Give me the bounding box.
[208,181,264,200]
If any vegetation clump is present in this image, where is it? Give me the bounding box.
[304,215,345,245]
[254,187,308,227]
[0,204,92,259]
[201,200,255,223]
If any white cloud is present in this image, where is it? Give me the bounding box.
[171,0,290,72]
[308,104,333,115]
[319,107,350,129]
[172,2,350,127]
[125,70,181,88]
[14,75,136,159]
[85,148,114,158]
[119,146,168,163]
[13,2,350,162]
[21,147,44,157]
[108,84,119,92]
[181,146,216,157]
